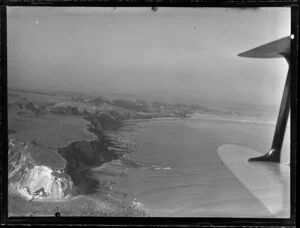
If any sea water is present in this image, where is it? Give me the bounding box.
[90,116,290,217]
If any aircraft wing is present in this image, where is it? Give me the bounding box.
[218,145,290,218]
[217,35,291,218]
[238,36,290,58]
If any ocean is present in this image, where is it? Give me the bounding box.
[88,115,290,217]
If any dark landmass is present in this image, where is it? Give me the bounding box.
[8,87,277,216]
[7,87,208,216]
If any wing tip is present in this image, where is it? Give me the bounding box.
[237,35,291,59]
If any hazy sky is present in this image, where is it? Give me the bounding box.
[7,7,290,107]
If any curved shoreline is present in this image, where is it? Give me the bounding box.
[8,113,148,216]
[124,113,278,125]
[9,106,281,216]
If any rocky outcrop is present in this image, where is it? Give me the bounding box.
[8,139,74,201]
[84,111,123,132]
[57,140,118,188]
[57,111,122,192]
[9,109,127,200]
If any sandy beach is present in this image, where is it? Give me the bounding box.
[86,115,290,217]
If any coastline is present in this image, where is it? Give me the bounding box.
[82,119,151,212]
[8,94,281,217]
[8,111,149,216]
[89,112,279,202]
[124,113,278,125]
[103,116,288,217]
[54,116,149,215]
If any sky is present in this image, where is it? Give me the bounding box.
[7,7,291,108]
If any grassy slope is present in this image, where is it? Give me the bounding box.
[8,88,277,217]
[8,90,96,169]
[9,114,96,148]
[8,89,148,216]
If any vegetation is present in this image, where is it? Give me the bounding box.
[7,87,210,216]
[8,193,147,217]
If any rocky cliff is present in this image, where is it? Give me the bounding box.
[9,110,124,201]
[9,139,74,201]
[57,111,122,193]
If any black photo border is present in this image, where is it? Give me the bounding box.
[0,0,298,226]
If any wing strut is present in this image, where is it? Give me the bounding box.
[238,36,291,163]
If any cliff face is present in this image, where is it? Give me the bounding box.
[57,111,121,190]
[9,139,74,201]
[9,110,124,201]
[57,140,117,188]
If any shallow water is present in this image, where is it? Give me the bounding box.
[89,116,290,217]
